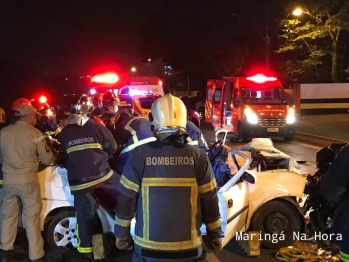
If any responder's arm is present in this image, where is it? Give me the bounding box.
[196,150,222,250]
[114,151,142,239]
[322,145,349,205]
[198,132,209,152]
[100,125,118,155]
[35,134,56,166]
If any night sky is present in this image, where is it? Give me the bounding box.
[0,0,291,108]
[0,0,165,76]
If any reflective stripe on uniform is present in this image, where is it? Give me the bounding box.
[120,175,140,193]
[341,251,349,262]
[120,137,156,155]
[115,216,132,227]
[141,178,198,242]
[77,247,93,253]
[66,143,102,154]
[120,117,156,155]
[206,218,221,231]
[188,140,199,146]
[70,169,113,191]
[0,180,2,185]
[134,235,202,251]
[198,179,217,194]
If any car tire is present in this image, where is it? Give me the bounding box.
[45,210,78,249]
[45,210,104,249]
[249,199,302,249]
[237,123,248,143]
[284,134,294,142]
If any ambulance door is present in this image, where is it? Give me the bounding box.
[222,81,233,129]
[205,79,215,123]
[211,80,225,127]
[230,86,240,133]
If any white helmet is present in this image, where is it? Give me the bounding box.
[151,93,187,141]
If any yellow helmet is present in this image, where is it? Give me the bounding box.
[151,93,187,141]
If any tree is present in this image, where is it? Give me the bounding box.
[277,0,349,83]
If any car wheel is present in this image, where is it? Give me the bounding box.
[284,134,294,142]
[237,124,248,143]
[45,210,78,248]
[250,199,302,249]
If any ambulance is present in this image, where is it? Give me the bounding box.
[205,73,296,142]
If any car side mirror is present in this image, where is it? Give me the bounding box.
[242,172,256,184]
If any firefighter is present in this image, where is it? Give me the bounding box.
[100,91,120,132]
[321,144,349,262]
[57,94,120,261]
[114,93,222,261]
[10,98,32,123]
[0,104,56,262]
[112,112,156,174]
[30,98,59,135]
[186,120,209,152]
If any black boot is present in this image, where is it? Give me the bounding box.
[0,249,9,262]
[81,252,94,262]
[31,256,45,262]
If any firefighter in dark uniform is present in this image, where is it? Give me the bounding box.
[57,94,120,261]
[114,93,222,262]
[99,91,120,132]
[186,120,209,152]
[322,144,349,262]
[112,112,156,174]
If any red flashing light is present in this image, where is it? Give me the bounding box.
[91,73,119,84]
[38,95,47,104]
[246,74,277,83]
[158,80,163,86]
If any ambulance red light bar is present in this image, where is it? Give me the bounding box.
[91,73,119,84]
[158,80,163,86]
[246,74,277,83]
[38,95,47,104]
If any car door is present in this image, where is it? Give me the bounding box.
[218,151,251,247]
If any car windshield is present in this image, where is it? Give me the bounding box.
[138,96,158,109]
[241,87,288,105]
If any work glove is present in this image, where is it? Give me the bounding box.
[115,234,134,250]
[204,237,222,251]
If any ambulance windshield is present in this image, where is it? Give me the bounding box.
[241,87,288,105]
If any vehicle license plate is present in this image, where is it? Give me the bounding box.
[267,128,279,132]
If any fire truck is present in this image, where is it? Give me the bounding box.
[205,73,296,142]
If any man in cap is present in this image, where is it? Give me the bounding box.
[0,104,56,262]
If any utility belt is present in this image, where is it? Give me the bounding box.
[69,167,113,192]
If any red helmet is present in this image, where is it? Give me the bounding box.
[11,98,32,111]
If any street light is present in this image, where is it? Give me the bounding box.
[292,8,302,16]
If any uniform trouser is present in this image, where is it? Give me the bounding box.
[73,172,120,254]
[340,234,349,262]
[0,182,44,260]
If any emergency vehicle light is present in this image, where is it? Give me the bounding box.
[90,89,96,95]
[39,95,47,104]
[158,80,163,86]
[129,89,153,96]
[91,73,119,84]
[246,74,277,83]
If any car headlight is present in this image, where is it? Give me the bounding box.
[244,107,258,124]
[286,108,295,124]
